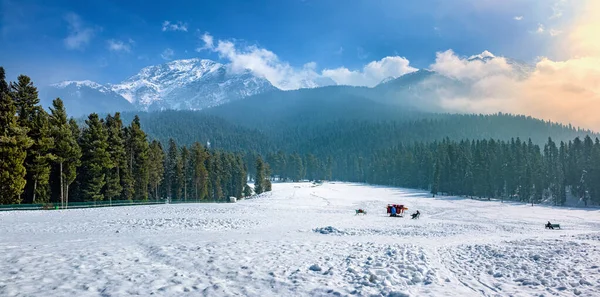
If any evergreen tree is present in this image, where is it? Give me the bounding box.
[66,119,81,205]
[49,98,80,208]
[255,156,265,194]
[11,75,39,128]
[165,139,183,200]
[181,146,190,201]
[290,153,304,181]
[235,154,247,198]
[116,114,135,201]
[78,113,111,201]
[243,184,253,197]
[0,67,8,95]
[148,140,165,201]
[264,163,272,192]
[209,151,223,199]
[127,116,150,200]
[0,68,32,204]
[190,142,208,200]
[11,75,54,203]
[104,113,126,204]
[325,156,333,180]
[305,153,317,181]
[24,109,55,203]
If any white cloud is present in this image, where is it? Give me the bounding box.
[107,39,132,53]
[161,48,175,60]
[162,21,188,32]
[550,0,566,19]
[534,23,562,37]
[426,44,600,131]
[514,16,523,21]
[430,50,515,81]
[208,38,323,89]
[198,33,417,89]
[322,56,417,87]
[63,13,95,50]
[549,29,563,36]
[196,32,214,51]
[536,23,545,33]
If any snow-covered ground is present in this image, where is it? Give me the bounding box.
[1,182,600,297]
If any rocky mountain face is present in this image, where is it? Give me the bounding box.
[109,59,277,111]
[43,59,277,116]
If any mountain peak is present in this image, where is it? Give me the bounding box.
[106,57,275,110]
[51,80,104,89]
[468,50,496,61]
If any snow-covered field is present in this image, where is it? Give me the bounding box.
[2,182,600,297]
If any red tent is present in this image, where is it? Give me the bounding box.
[387,204,408,215]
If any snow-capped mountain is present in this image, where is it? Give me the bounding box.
[44,58,279,116]
[109,58,276,111]
[466,51,534,80]
[42,80,136,117]
[43,52,536,117]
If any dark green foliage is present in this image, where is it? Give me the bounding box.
[126,116,150,200]
[208,151,223,199]
[24,108,55,203]
[181,146,191,201]
[104,113,126,203]
[11,75,40,128]
[243,184,253,197]
[0,68,33,204]
[11,75,55,203]
[254,157,265,195]
[49,98,81,207]
[165,139,183,200]
[148,140,165,201]
[78,113,111,201]
[190,142,209,200]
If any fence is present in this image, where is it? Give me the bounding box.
[0,198,233,211]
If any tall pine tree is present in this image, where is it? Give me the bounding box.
[148,140,165,201]
[255,156,266,194]
[0,68,32,204]
[78,113,111,201]
[49,98,81,208]
[126,116,150,200]
[11,75,55,203]
[190,142,209,200]
[104,113,126,204]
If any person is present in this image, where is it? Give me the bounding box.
[390,205,397,217]
[411,210,420,219]
[546,221,553,229]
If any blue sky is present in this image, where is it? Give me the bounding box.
[1,0,573,86]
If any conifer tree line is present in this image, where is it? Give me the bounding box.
[0,68,266,205]
[286,137,599,206]
[262,151,332,182]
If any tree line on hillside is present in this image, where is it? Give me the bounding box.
[0,67,270,205]
[123,110,597,161]
[266,136,600,206]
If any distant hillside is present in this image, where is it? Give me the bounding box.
[123,109,597,158]
[118,111,272,153]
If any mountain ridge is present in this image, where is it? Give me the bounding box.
[42,54,535,117]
